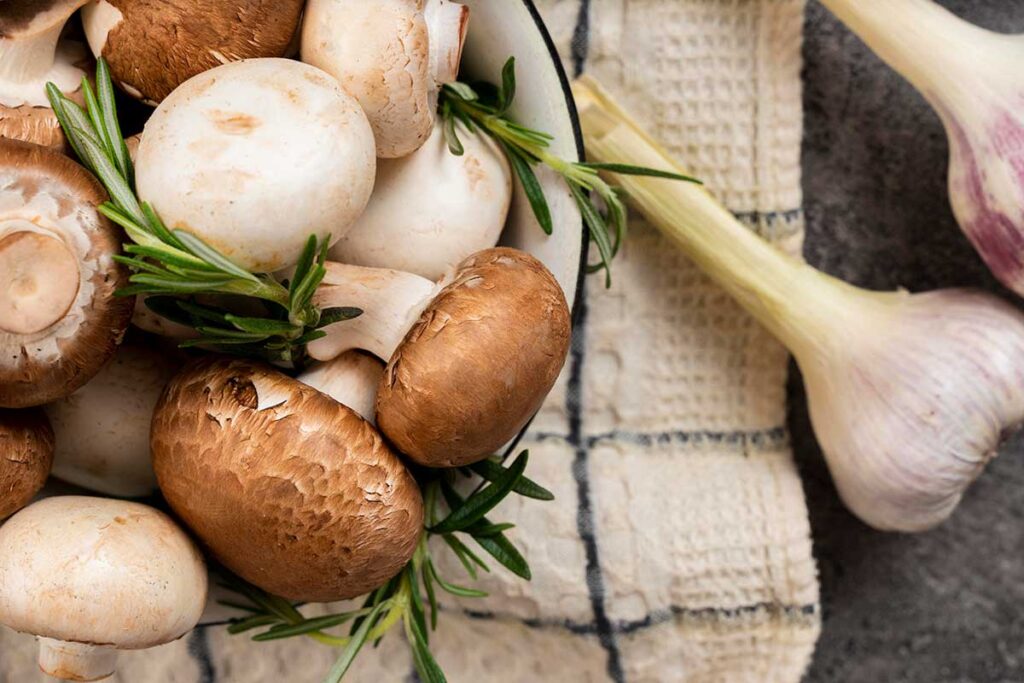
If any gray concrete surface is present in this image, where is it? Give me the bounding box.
[797,2,1024,681]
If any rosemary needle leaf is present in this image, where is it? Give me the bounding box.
[225,315,298,337]
[467,522,515,537]
[324,601,388,683]
[175,299,231,325]
[292,329,329,346]
[95,59,132,180]
[421,562,439,631]
[497,57,517,115]
[570,184,614,287]
[79,79,112,162]
[131,274,236,292]
[445,81,478,102]
[426,561,488,599]
[142,202,185,249]
[580,162,703,184]
[290,235,318,297]
[252,612,366,641]
[173,230,259,283]
[473,531,531,580]
[431,451,528,533]
[143,297,197,327]
[406,614,447,683]
[227,614,280,635]
[441,533,488,578]
[443,112,465,156]
[45,85,87,163]
[503,146,553,235]
[316,307,364,328]
[123,244,218,272]
[469,459,555,501]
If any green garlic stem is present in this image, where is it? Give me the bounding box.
[572,76,890,353]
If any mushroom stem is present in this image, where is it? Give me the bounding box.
[299,352,385,423]
[309,264,437,362]
[425,0,469,86]
[0,228,80,335]
[0,5,87,105]
[37,638,118,682]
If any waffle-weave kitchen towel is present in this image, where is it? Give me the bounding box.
[0,1,820,681]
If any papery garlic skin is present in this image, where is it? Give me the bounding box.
[573,75,1024,532]
[799,290,1024,531]
[820,0,1024,295]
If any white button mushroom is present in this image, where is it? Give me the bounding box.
[135,58,377,273]
[81,0,307,105]
[45,340,181,497]
[330,119,513,280]
[301,0,470,158]
[0,496,208,682]
[311,248,572,467]
[0,140,133,408]
[298,351,385,423]
[0,407,53,519]
[0,1,92,151]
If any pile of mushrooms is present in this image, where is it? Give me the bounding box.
[0,1,575,679]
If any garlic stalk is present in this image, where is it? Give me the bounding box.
[573,76,1024,532]
[819,0,1024,296]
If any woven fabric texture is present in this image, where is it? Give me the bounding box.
[0,1,820,681]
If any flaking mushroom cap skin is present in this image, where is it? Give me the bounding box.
[82,0,306,105]
[0,407,54,519]
[0,496,208,682]
[377,248,572,468]
[0,140,133,408]
[0,1,93,151]
[151,357,424,603]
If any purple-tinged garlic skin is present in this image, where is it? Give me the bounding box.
[800,289,1024,531]
[946,110,1024,294]
[819,0,1024,296]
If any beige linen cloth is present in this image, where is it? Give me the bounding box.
[0,1,819,681]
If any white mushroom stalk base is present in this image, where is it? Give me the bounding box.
[309,264,438,362]
[0,23,85,108]
[425,0,470,86]
[0,227,80,335]
[37,638,117,682]
[299,352,385,422]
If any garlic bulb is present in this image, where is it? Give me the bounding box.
[820,0,1024,296]
[573,76,1024,531]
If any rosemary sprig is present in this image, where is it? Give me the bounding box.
[221,450,550,683]
[440,57,702,286]
[45,59,358,365]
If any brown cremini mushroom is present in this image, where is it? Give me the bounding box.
[0,0,93,150]
[0,496,207,681]
[0,408,53,519]
[0,139,133,408]
[301,0,470,158]
[81,0,306,105]
[311,248,572,468]
[151,357,424,602]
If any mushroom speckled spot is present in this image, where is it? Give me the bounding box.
[0,1,820,681]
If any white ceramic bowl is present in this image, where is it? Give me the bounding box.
[199,0,583,624]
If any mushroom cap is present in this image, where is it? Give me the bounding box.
[377,248,571,467]
[0,496,207,649]
[330,119,512,280]
[135,58,377,273]
[301,0,468,159]
[0,139,133,408]
[0,407,53,519]
[152,357,424,602]
[46,340,180,497]
[82,0,306,105]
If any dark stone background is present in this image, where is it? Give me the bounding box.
[796,2,1024,681]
